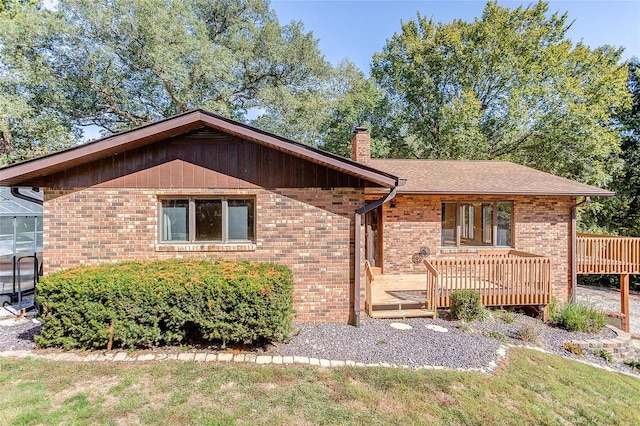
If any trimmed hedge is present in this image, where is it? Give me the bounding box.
[35,259,294,350]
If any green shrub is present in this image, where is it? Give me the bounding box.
[624,359,640,371]
[485,330,508,342]
[594,348,614,363]
[35,259,294,350]
[497,308,516,324]
[449,290,484,322]
[550,299,606,333]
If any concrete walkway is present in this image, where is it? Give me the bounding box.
[577,285,640,335]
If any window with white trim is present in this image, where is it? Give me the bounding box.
[160,198,255,243]
[441,201,512,247]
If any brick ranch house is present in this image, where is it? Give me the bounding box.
[1,109,635,327]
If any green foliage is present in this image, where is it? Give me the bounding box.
[497,308,516,324]
[0,0,78,164]
[370,1,630,187]
[485,330,508,342]
[35,259,294,350]
[550,299,606,333]
[449,290,484,322]
[581,59,640,240]
[624,358,640,371]
[0,0,331,163]
[593,348,614,363]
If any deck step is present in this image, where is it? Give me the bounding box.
[368,307,436,319]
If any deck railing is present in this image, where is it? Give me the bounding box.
[426,251,552,308]
[364,260,375,312]
[577,233,640,274]
[424,259,439,312]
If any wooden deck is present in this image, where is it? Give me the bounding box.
[577,234,640,274]
[576,234,640,332]
[365,272,437,318]
[364,250,552,319]
[429,254,552,308]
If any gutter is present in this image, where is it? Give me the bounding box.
[570,196,590,302]
[10,187,42,206]
[353,182,403,327]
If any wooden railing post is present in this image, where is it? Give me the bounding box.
[621,273,630,333]
[364,261,374,316]
[423,259,439,313]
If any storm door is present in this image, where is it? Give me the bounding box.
[365,206,382,268]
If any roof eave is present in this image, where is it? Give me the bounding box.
[367,189,615,197]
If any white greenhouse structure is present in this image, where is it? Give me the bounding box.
[0,187,43,306]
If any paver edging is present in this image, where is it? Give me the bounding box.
[0,344,511,374]
[566,325,639,361]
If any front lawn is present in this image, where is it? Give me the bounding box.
[1,348,639,425]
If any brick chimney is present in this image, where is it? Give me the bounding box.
[351,126,371,164]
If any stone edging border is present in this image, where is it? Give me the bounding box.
[0,344,510,375]
[567,325,638,360]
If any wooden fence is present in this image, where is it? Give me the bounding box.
[426,251,552,308]
[577,233,640,275]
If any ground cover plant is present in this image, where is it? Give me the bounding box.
[36,260,294,350]
[550,299,606,333]
[625,359,640,371]
[0,348,639,425]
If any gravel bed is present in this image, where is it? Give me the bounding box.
[266,317,501,370]
[1,306,638,376]
[266,312,640,375]
[0,317,41,351]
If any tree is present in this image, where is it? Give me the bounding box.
[615,61,640,236]
[253,59,395,155]
[581,59,640,236]
[0,0,331,163]
[370,1,630,186]
[0,0,77,164]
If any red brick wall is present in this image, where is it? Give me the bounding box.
[43,187,364,323]
[381,195,575,302]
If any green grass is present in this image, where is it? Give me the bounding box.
[1,348,639,425]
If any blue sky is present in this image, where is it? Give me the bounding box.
[69,0,638,140]
[271,0,640,72]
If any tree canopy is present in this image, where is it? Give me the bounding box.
[370,1,630,187]
[0,0,634,206]
[581,59,640,236]
[0,0,334,163]
[1,0,77,163]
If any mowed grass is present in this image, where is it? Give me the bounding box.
[1,348,639,425]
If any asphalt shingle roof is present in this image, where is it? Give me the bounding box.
[369,159,613,196]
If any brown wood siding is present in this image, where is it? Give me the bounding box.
[34,129,373,189]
